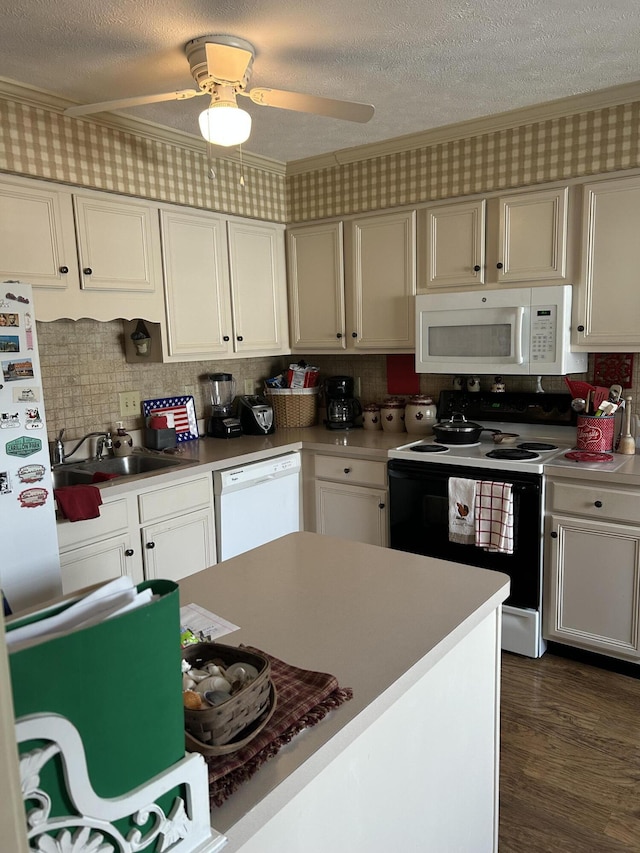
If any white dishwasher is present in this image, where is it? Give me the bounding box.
[214,452,302,561]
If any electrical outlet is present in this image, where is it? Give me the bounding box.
[354,377,362,397]
[119,391,140,417]
[244,379,254,395]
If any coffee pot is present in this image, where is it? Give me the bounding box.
[324,375,362,430]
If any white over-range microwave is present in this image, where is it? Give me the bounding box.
[415,284,588,375]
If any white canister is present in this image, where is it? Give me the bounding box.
[380,398,406,433]
[362,403,382,431]
[405,395,437,435]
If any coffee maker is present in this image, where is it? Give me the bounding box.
[324,375,362,430]
[207,373,242,438]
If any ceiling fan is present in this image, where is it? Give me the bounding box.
[64,35,375,147]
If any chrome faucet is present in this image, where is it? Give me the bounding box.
[51,428,113,465]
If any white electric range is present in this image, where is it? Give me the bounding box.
[386,391,626,659]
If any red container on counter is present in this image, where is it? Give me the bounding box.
[576,414,615,452]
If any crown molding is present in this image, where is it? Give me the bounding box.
[286,79,640,176]
[0,77,287,176]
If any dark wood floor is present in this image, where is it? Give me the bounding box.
[500,651,640,852]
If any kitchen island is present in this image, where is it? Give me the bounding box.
[180,531,509,852]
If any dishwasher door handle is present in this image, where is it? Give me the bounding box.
[251,474,277,486]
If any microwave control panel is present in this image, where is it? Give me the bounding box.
[530,305,556,363]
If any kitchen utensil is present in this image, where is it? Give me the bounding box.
[571,397,586,412]
[608,384,623,404]
[432,412,498,445]
[564,378,595,400]
[592,386,610,412]
[491,432,519,444]
[618,395,636,455]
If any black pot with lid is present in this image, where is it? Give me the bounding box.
[432,412,499,445]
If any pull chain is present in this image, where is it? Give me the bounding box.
[207,141,216,180]
[239,143,245,187]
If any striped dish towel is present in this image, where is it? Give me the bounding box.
[474,481,514,554]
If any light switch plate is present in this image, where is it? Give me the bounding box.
[244,379,254,395]
[119,390,140,416]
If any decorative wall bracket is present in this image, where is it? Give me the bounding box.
[16,713,225,853]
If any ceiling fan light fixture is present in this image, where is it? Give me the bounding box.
[198,100,252,147]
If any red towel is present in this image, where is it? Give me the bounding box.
[91,472,120,483]
[54,485,103,522]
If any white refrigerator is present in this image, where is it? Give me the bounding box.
[0,281,61,612]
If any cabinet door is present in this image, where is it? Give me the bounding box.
[227,220,289,354]
[315,480,388,547]
[493,187,568,283]
[142,508,216,583]
[419,200,485,290]
[349,210,416,350]
[545,514,640,660]
[0,178,78,288]
[59,533,143,595]
[577,176,640,349]
[73,194,158,292]
[287,222,346,351]
[160,208,233,359]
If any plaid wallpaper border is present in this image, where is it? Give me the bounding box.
[288,102,640,222]
[0,97,287,222]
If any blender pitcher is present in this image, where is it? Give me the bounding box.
[207,372,236,436]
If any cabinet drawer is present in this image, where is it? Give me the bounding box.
[138,474,212,523]
[314,454,387,487]
[549,480,640,525]
[57,496,130,550]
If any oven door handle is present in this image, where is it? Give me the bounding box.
[388,464,540,494]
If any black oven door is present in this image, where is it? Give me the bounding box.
[388,459,542,609]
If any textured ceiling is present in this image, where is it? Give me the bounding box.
[1,0,640,163]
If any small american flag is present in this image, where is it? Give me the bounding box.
[143,395,198,442]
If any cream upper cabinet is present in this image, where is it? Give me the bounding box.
[419,186,570,291]
[73,194,159,293]
[575,175,640,350]
[0,177,79,288]
[160,207,233,360]
[287,221,346,351]
[347,209,417,351]
[227,218,289,355]
[544,477,640,662]
[0,174,164,322]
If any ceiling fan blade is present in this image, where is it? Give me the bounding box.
[245,88,375,123]
[64,88,202,118]
[205,42,253,84]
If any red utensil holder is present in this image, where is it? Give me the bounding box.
[576,414,615,452]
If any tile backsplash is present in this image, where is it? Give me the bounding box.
[37,320,637,443]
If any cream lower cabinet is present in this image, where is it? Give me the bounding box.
[137,472,216,583]
[544,477,640,662]
[313,454,388,547]
[56,494,143,594]
[576,174,640,350]
[419,186,570,291]
[56,471,216,593]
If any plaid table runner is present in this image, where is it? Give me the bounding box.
[205,646,353,806]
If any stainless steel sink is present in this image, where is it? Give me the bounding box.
[52,453,192,489]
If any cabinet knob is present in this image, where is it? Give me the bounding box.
[496,262,504,270]
[351,331,358,338]
[344,467,351,474]
[594,500,603,508]
[146,541,156,549]
[59,265,69,274]
[223,335,230,342]
[550,531,558,539]
[124,548,134,557]
[83,267,93,275]
[378,502,385,510]
[577,325,585,332]
[336,332,343,339]
[473,265,481,272]
[237,335,244,342]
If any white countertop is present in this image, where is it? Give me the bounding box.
[178,532,509,847]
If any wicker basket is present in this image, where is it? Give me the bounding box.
[183,643,276,756]
[265,386,319,428]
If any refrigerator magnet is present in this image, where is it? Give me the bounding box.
[5,436,42,458]
[0,334,19,352]
[0,312,20,327]
[17,463,45,483]
[2,358,34,382]
[13,387,39,403]
[0,471,11,494]
[24,408,43,429]
[0,412,21,429]
[18,487,48,508]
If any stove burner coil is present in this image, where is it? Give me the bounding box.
[486,448,540,461]
[410,443,449,453]
[517,442,558,451]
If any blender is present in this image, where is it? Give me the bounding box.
[207,373,242,438]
